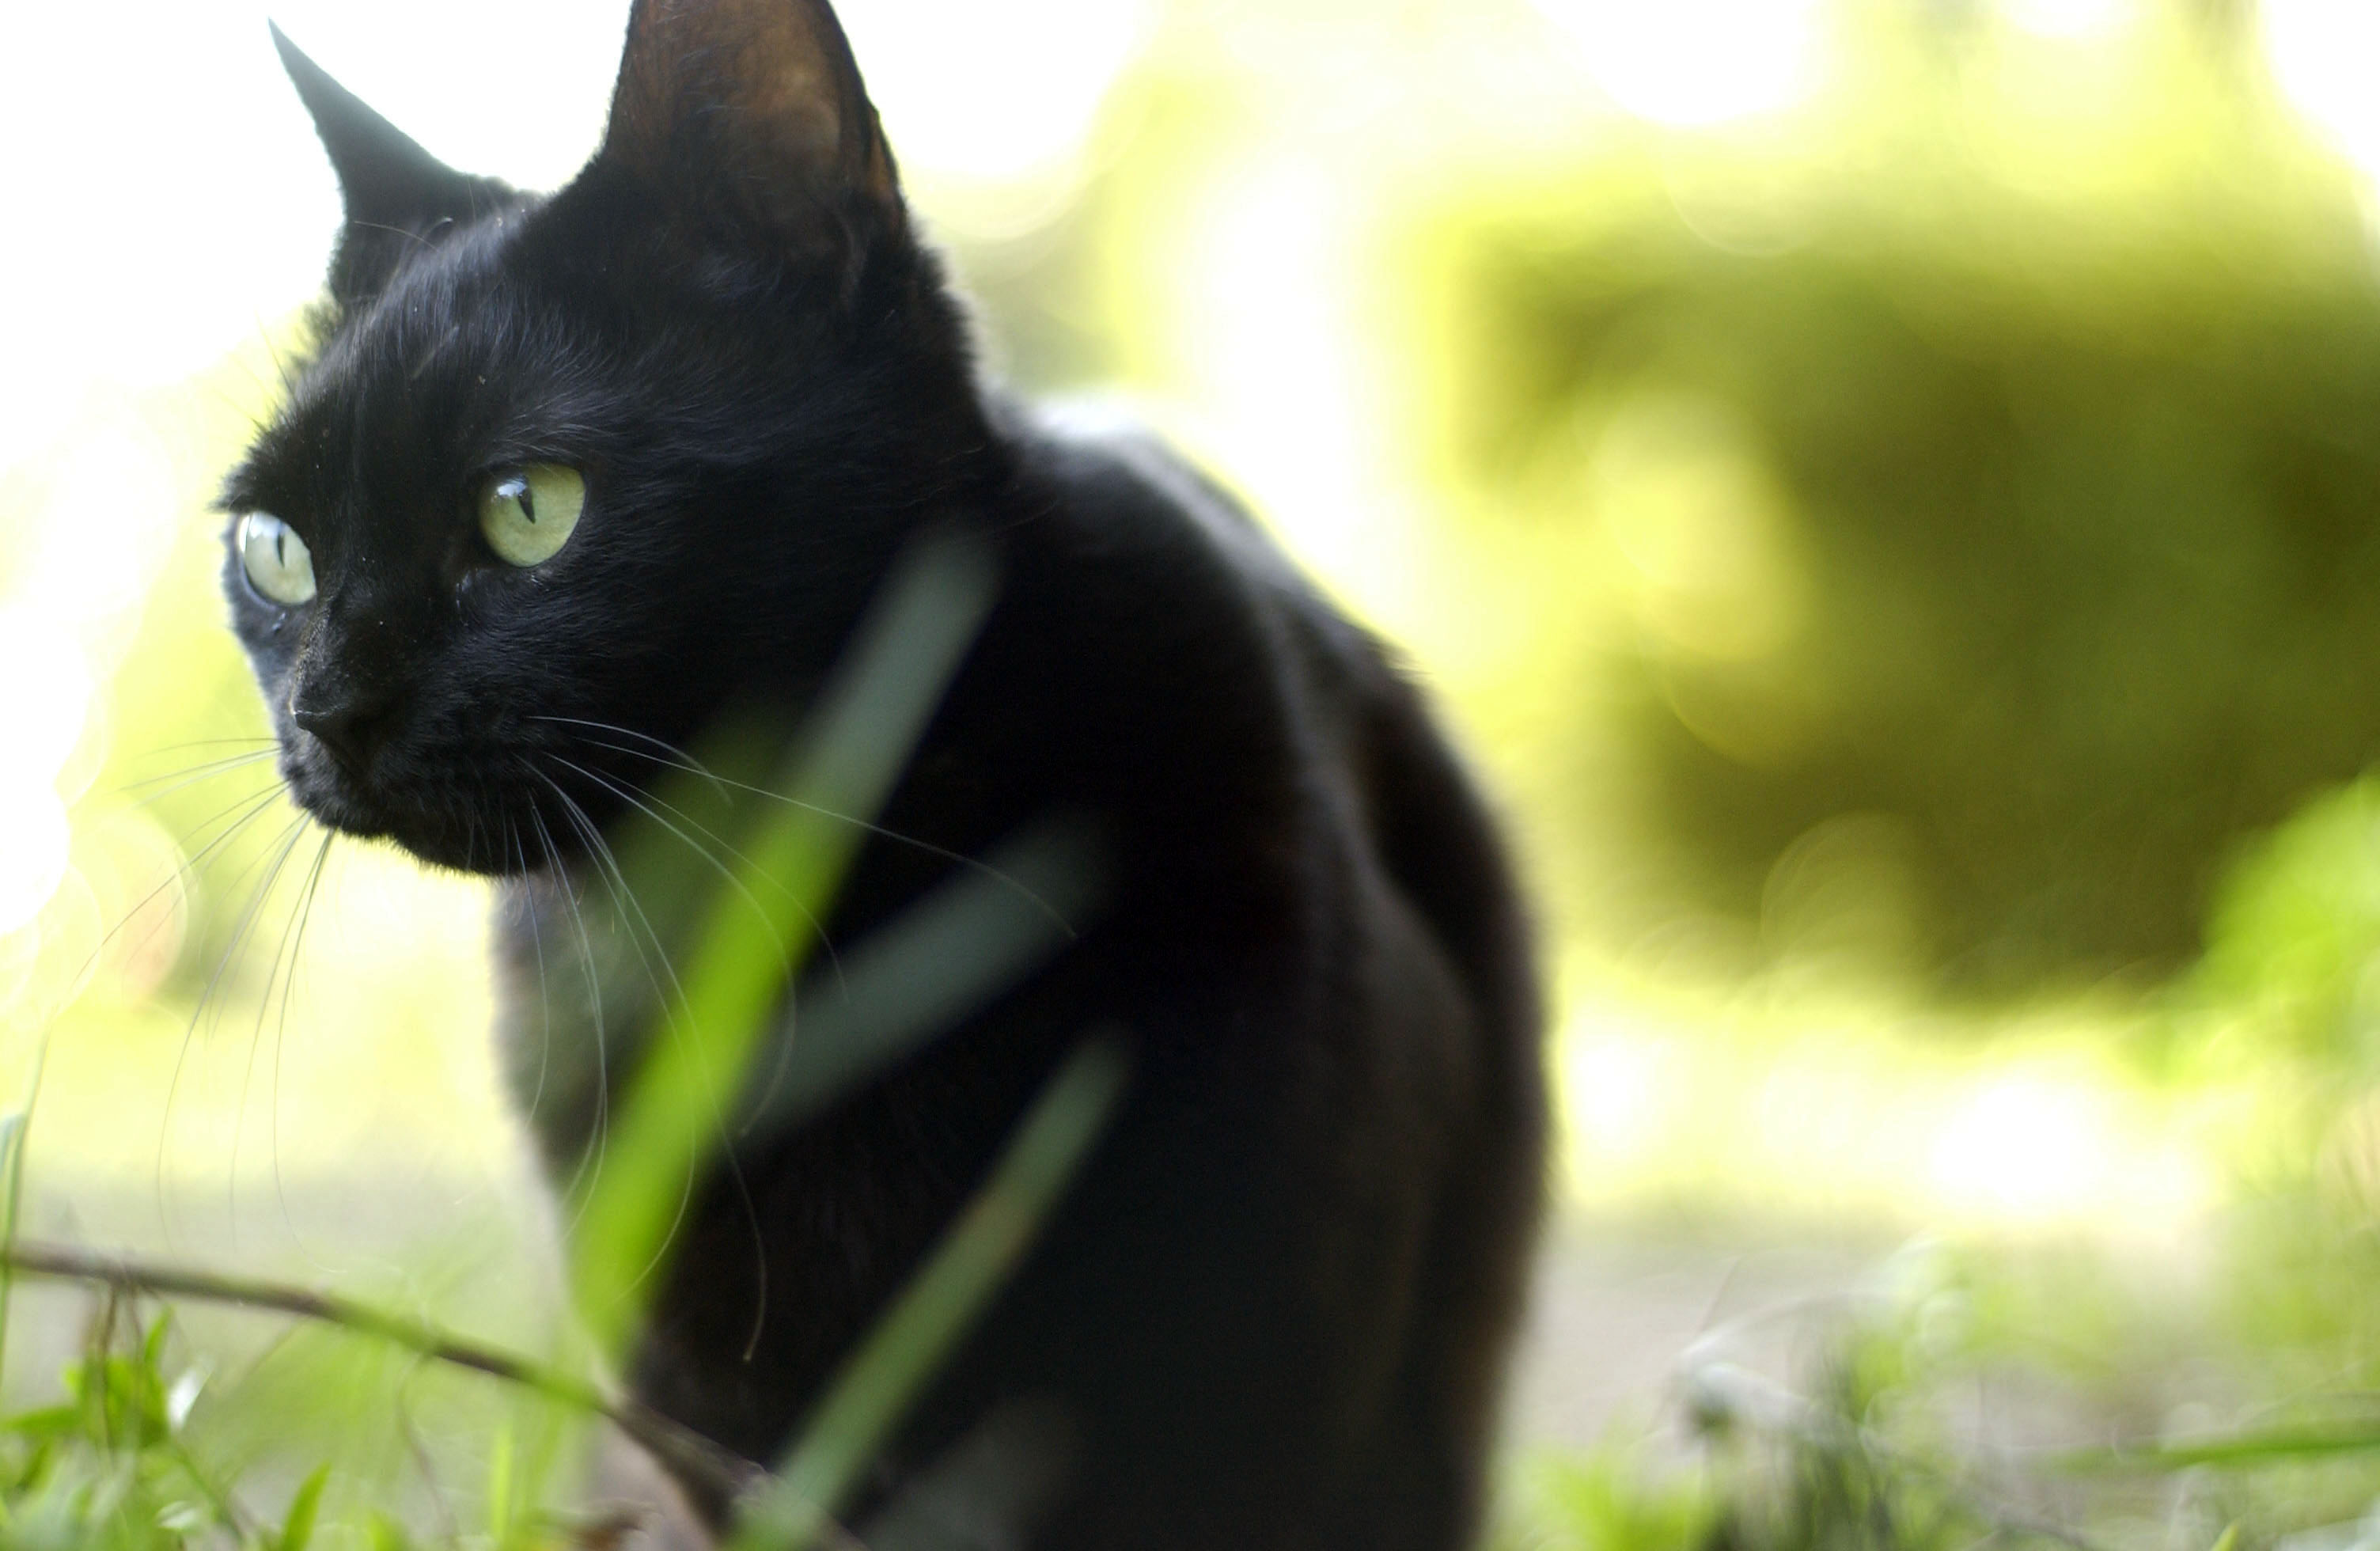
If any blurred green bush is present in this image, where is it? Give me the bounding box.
[1437,146,2380,992]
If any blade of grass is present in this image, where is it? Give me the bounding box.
[486,1424,515,1546]
[0,1036,50,1390]
[568,531,999,1358]
[277,1462,330,1551]
[2079,1428,2380,1469]
[735,816,1105,1144]
[728,1033,1131,1551]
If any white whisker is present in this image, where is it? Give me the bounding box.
[555,730,1076,937]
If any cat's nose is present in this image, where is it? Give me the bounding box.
[291,688,392,772]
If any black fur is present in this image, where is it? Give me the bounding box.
[221,3,1544,1545]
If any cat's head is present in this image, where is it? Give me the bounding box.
[220,0,993,874]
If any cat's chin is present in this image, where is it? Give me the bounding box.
[285,777,392,846]
[287,777,528,877]
[396,831,531,878]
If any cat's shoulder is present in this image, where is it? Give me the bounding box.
[991,395,1472,826]
[1002,396,1385,667]
[1009,396,1266,546]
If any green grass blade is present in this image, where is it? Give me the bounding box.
[2083,1427,2380,1469]
[0,1038,49,1394]
[737,817,1105,1140]
[729,1034,1131,1551]
[0,1114,23,1396]
[276,1462,330,1551]
[485,1424,514,1545]
[568,533,998,1358]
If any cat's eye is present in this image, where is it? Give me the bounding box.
[237,512,316,607]
[477,464,586,567]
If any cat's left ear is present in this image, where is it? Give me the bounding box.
[272,23,514,308]
[589,0,904,269]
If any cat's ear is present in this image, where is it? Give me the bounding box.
[590,0,904,267]
[271,23,513,308]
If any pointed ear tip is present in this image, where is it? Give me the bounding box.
[269,21,319,82]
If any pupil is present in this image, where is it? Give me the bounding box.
[514,480,536,523]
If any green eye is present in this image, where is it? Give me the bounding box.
[477,463,586,567]
[237,512,316,606]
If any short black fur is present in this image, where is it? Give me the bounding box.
[222,4,1544,1546]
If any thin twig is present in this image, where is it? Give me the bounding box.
[0,1238,767,1507]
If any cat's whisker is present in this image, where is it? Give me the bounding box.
[537,752,804,1035]
[542,772,690,1032]
[544,753,812,986]
[557,732,1078,937]
[170,783,296,874]
[111,749,282,808]
[529,716,730,798]
[536,773,725,1303]
[530,798,613,1226]
[131,736,281,757]
[547,780,695,1253]
[119,741,279,770]
[536,757,779,1351]
[160,813,309,1251]
[264,832,336,1250]
[81,780,292,1006]
[140,781,294,1050]
[225,817,322,1247]
[506,816,557,1124]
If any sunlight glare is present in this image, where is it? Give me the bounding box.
[1533,0,1829,129]
[2001,0,2136,40]
[2263,0,2380,186]
[0,608,83,939]
[1929,1074,2113,1220]
[1563,1014,1678,1162]
[1925,1066,2206,1234]
[32,426,183,649]
[839,0,1154,181]
[0,802,70,946]
[1170,158,1409,612]
[0,0,1151,479]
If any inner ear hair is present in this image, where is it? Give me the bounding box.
[597,0,902,248]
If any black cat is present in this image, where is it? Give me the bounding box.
[219,2,1543,1545]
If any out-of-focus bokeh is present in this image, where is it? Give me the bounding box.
[17,0,2380,1541]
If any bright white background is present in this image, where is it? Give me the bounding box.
[0,0,1172,475]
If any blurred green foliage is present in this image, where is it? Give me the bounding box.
[1431,73,2380,994]
[1491,1447,1719,1551]
[0,1308,309,1551]
[2190,774,2380,1066]
[1493,1223,2380,1551]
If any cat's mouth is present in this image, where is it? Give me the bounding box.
[280,735,563,875]
[285,767,392,844]
[280,719,650,878]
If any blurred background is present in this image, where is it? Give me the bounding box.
[13,0,2380,1543]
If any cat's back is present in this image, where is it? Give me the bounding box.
[1008,401,1541,1057]
[972,406,1547,1550]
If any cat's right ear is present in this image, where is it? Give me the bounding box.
[587,0,904,276]
[271,24,512,309]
